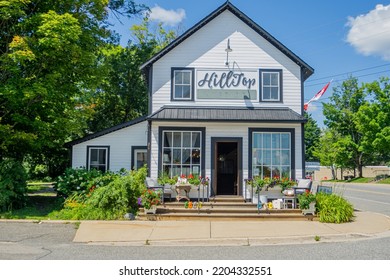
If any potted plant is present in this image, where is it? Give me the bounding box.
[279,177,296,192]
[187,174,201,186]
[297,190,316,215]
[140,189,161,214]
[252,176,272,192]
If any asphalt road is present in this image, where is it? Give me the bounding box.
[0,221,389,260]
[0,183,389,260]
[325,183,390,216]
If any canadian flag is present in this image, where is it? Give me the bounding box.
[304,80,332,111]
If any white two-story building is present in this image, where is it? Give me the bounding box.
[68,1,314,197]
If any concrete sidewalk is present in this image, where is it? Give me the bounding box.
[73,211,390,246]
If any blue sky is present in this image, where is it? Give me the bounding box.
[110,0,390,127]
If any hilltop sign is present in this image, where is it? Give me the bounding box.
[196,69,257,100]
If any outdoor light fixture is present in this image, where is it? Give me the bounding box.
[225,38,232,66]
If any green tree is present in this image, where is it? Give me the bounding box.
[356,78,390,165]
[0,1,146,176]
[322,77,367,177]
[304,112,321,161]
[87,16,177,132]
[313,128,350,179]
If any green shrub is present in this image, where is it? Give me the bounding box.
[51,166,147,220]
[0,159,28,211]
[316,193,354,223]
[55,168,103,197]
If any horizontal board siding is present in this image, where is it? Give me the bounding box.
[72,121,148,172]
[150,121,303,181]
[152,10,302,113]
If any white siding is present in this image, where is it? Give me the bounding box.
[150,121,303,183]
[72,121,148,172]
[152,10,302,113]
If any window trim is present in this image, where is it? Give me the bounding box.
[171,67,195,101]
[158,127,206,178]
[248,128,295,179]
[131,146,147,170]
[259,69,283,103]
[86,146,110,172]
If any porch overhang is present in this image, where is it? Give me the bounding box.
[148,106,307,123]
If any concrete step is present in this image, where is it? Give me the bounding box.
[156,207,300,214]
[138,212,314,221]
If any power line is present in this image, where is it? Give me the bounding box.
[306,63,390,84]
[305,69,390,88]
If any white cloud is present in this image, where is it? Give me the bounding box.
[346,4,390,61]
[149,5,186,26]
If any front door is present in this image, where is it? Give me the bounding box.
[211,138,242,196]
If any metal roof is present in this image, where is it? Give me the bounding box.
[140,1,314,80]
[149,106,307,123]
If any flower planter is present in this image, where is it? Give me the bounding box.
[302,202,316,216]
[144,205,157,214]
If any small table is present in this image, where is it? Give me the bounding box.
[175,184,192,201]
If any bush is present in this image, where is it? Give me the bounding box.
[316,193,354,223]
[0,159,28,211]
[55,168,103,197]
[50,166,147,220]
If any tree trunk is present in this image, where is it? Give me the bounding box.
[331,166,336,180]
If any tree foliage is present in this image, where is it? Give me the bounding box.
[318,76,390,177]
[0,0,146,175]
[304,112,321,161]
[322,77,367,177]
[87,16,177,132]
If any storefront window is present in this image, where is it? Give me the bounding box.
[162,131,201,177]
[252,132,291,178]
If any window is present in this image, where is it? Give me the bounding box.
[171,68,194,101]
[259,69,282,102]
[87,146,109,172]
[132,146,147,170]
[250,130,294,179]
[162,130,202,177]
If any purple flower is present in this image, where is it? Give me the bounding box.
[137,197,142,206]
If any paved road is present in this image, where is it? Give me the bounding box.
[325,183,390,216]
[0,221,389,260]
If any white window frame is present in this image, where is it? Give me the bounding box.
[87,146,109,172]
[260,69,282,102]
[162,130,202,177]
[252,132,291,179]
[133,148,147,170]
[172,69,193,101]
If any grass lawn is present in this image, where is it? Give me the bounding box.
[378,177,390,184]
[0,183,63,220]
[349,177,374,183]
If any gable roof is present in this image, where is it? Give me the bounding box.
[65,115,147,147]
[149,106,307,123]
[140,1,314,80]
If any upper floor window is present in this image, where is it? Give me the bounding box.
[171,68,194,101]
[259,69,283,102]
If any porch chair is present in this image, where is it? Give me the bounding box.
[145,177,173,204]
[293,179,313,208]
